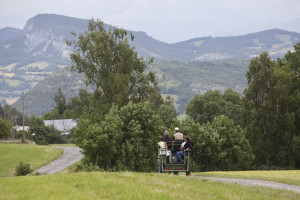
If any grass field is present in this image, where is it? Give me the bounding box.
[1,172,300,200]
[4,79,21,86]
[3,63,17,71]
[196,170,300,186]
[0,144,63,177]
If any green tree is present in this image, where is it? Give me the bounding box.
[73,101,164,171]
[53,88,67,115]
[0,117,12,139]
[243,52,294,167]
[67,19,158,110]
[186,89,242,125]
[68,89,93,118]
[2,104,27,126]
[28,115,48,144]
[0,103,4,118]
[158,104,178,128]
[180,116,253,171]
[29,115,65,145]
[278,42,300,167]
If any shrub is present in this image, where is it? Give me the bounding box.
[15,161,32,176]
[75,159,104,172]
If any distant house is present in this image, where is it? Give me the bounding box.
[44,119,78,135]
[13,125,29,132]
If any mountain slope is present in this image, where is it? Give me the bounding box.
[12,60,249,116]
[12,67,89,116]
[0,14,299,65]
[0,27,21,42]
[1,13,300,116]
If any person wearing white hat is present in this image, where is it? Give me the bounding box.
[173,127,183,140]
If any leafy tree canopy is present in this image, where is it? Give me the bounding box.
[186,89,242,125]
[243,51,295,167]
[179,116,253,171]
[53,88,67,115]
[72,101,164,171]
[28,115,65,145]
[0,117,12,139]
[67,19,159,109]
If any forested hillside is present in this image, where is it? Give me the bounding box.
[12,60,248,116]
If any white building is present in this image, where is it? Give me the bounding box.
[44,119,78,135]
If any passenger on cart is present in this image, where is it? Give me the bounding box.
[173,127,183,140]
[157,137,173,163]
[175,137,191,164]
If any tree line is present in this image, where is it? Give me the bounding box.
[0,103,29,139]
[29,19,300,171]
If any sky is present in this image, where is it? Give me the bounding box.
[1,0,300,43]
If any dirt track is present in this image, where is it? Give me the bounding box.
[197,176,300,194]
[34,146,83,175]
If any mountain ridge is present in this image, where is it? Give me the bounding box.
[1,13,300,116]
[0,14,299,65]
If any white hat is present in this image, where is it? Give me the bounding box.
[175,127,179,131]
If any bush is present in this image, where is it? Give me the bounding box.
[15,161,32,176]
[73,101,164,171]
[75,159,104,172]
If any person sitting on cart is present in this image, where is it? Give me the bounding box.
[157,137,173,163]
[173,127,183,140]
[163,130,172,142]
[180,136,186,150]
[175,137,191,164]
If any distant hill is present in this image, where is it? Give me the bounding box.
[0,27,21,42]
[0,14,299,65]
[12,60,249,116]
[1,13,300,116]
[12,67,90,116]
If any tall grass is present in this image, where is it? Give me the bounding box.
[0,144,63,176]
[0,172,299,200]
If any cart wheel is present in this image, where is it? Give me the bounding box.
[186,159,191,176]
[157,159,162,173]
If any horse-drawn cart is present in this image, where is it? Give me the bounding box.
[157,140,191,176]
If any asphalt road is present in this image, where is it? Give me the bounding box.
[198,176,300,194]
[34,146,83,175]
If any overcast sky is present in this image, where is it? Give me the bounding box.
[1,0,300,43]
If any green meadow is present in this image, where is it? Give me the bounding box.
[1,144,300,199]
[0,143,63,176]
[1,172,300,200]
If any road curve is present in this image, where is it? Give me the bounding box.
[197,176,300,194]
[34,146,84,175]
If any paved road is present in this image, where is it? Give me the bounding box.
[197,176,300,194]
[34,146,84,175]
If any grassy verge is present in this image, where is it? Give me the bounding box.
[1,172,300,200]
[0,144,63,177]
[195,170,300,186]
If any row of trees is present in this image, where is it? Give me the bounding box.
[57,19,257,171]
[0,103,28,139]
[40,18,300,171]
[185,44,300,169]
[243,48,300,168]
